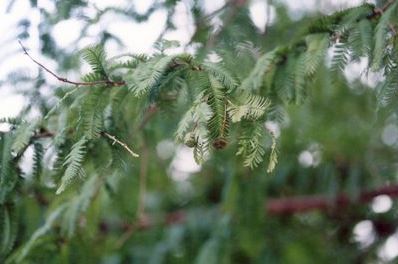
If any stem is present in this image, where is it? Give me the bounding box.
[18,40,125,87]
[101,132,139,158]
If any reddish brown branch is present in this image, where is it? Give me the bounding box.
[267,184,398,215]
[114,184,398,246]
[369,0,396,18]
[32,130,54,139]
[18,40,125,87]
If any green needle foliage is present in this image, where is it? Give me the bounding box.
[1,0,398,263]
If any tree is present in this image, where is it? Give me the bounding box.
[1,0,398,263]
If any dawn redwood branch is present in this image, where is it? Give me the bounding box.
[116,184,398,242]
[368,0,396,18]
[32,130,54,139]
[18,40,126,87]
[267,184,398,215]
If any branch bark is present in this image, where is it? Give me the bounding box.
[18,40,126,87]
[266,184,398,215]
[116,183,398,241]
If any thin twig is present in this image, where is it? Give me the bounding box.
[18,40,126,87]
[32,131,54,139]
[101,132,139,158]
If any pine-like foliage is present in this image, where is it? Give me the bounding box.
[81,45,108,78]
[127,54,192,97]
[203,62,239,91]
[0,204,18,258]
[206,75,229,149]
[61,174,101,237]
[303,34,329,77]
[56,137,87,194]
[228,92,270,123]
[11,121,38,155]
[0,133,18,204]
[32,142,43,179]
[240,48,281,92]
[237,122,267,168]
[79,89,108,140]
[372,2,397,70]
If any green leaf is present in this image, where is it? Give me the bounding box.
[11,121,38,155]
[203,62,238,92]
[79,89,107,140]
[0,205,18,257]
[372,2,398,70]
[206,75,229,145]
[240,48,281,92]
[237,122,266,168]
[228,92,270,123]
[81,45,108,77]
[17,206,66,262]
[0,134,18,204]
[303,34,328,77]
[56,137,87,194]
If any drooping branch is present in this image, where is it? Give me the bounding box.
[18,40,126,87]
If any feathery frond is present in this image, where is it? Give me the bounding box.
[240,48,281,92]
[228,93,270,123]
[206,76,229,148]
[237,122,266,168]
[331,42,350,73]
[203,62,238,92]
[0,205,18,258]
[128,55,182,97]
[61,174,101,237]
[11,121,38,155]
[377,69,398,107]
[372,2,397,70]
[304,34,329,77]
[81,45,108,78]
[56,137,87,194]
[0,134,18,204]
[79,89,107,140]
[32,142,43,179]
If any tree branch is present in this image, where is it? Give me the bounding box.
[115,183,398,243]
[18,40,126,87]
[368,0,396,18]
[266,184,398,215]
